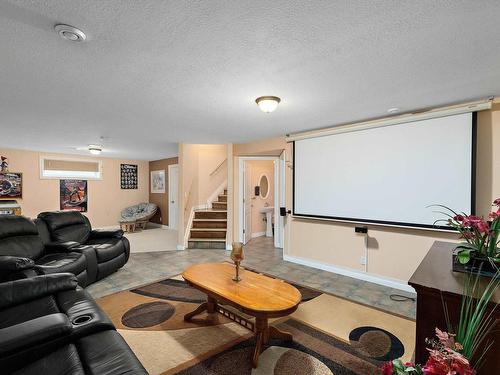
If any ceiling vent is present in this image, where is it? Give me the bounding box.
[54,24,86,42]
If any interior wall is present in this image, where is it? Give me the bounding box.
[231,102,500,284]
[246,159,274,236]
[149,156,178,225]
[0,148,149,228]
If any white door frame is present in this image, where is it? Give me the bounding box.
[237,156,284,248]
[168,164,179,230]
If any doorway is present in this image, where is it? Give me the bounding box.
[168,164,179,229]
[238,155,285,249]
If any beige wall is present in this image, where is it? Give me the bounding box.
[231,102,500,283]
[246,160,274,236]
[149,157,178,225]
[0,148,149,227]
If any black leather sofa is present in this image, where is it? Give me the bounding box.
[0,273,147,374]
[0,215,92,286]
[0,213,130,287]
[37,211,130,281]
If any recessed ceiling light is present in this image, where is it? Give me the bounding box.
[255,96,281,113]
[88,145,102,155]
[387,107,400,114]
[55,24,86,42]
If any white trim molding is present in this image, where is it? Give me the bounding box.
[283,254,416,294]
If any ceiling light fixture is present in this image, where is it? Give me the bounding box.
[255,96,281,113]
[88,145,102,155]
[55,24,86,42]
[387,107,400,114]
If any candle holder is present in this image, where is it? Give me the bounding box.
[230,242,244,282]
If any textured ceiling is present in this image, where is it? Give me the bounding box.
[1,1,499,160]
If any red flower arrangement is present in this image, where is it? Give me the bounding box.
[381,329,474,375]
[433,198,500,265]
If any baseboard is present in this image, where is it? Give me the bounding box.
[283,254,415,294]
[226,243,233,251]
[177,244,185,250]
[251,231,266,238]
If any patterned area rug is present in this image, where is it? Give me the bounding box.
[97,272,415,375]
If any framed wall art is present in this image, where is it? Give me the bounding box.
[0,172,22,199]
[120,164,138,189]
[60,179,87,212]
[150,170,165,193]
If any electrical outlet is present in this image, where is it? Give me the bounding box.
[360,256,367,265]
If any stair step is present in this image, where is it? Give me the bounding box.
[188,239,226,249]
[212,202,227,209]
[190,230,226,239]
[190,228,226,231]
[195,210,227,219]
[218,194,227,202]
[193,220,227,228]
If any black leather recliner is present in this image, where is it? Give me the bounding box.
[0,273,147,374]
[36,211,130,280]
[0,215,92,286]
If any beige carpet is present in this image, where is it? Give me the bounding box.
[124,227,179,253]
[97,274,415,374]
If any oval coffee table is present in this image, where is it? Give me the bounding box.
[182,263,301,368]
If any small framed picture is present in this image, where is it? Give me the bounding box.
[150,170,165,193]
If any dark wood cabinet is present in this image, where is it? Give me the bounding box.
[409,241,499,374]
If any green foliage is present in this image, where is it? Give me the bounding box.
[454,269,500,369]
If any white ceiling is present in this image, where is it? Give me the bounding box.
[1,1,499,160]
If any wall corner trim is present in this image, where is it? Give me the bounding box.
[283,254,416,294]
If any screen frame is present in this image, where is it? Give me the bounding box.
[292,112,477,231]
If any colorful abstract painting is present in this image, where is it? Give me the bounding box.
[0,172,22,199]
[60,179,88,212]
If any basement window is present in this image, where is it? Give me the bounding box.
[40,157,102,180]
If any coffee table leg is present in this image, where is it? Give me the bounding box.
[207,296,218,313]
[269,326,293,341]
[252,319,294,368]
[184,302,208,321]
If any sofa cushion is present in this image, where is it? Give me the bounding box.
[85,238,125,263]
[37,211,91,244]
[35,252,87,275]
[0,216,44,259]
[0,295,59,329]
[11,343,86,375]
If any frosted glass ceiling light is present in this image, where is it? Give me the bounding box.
[255,96,281,113]
[88,145,102,155]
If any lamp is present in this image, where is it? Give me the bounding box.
[255,96,281,113]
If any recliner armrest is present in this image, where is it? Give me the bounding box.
[0,273,78,309]
[0,255,35,272]
[0,313,71,357]
[90,229,124,239]
[44,241,81,253]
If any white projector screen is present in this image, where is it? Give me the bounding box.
[293,112,476,229]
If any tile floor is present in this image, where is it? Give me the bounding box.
[87,233,416,319]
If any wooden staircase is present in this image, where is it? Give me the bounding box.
[188,189,227,249]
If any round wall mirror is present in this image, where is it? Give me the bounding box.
[259,174,269,199]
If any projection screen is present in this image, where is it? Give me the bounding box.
[293,112,476,229]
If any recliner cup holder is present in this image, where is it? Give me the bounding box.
[72,314,93,325]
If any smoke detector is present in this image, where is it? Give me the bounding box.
[55,24,86,42]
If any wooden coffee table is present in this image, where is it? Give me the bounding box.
[182,263,301,368]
